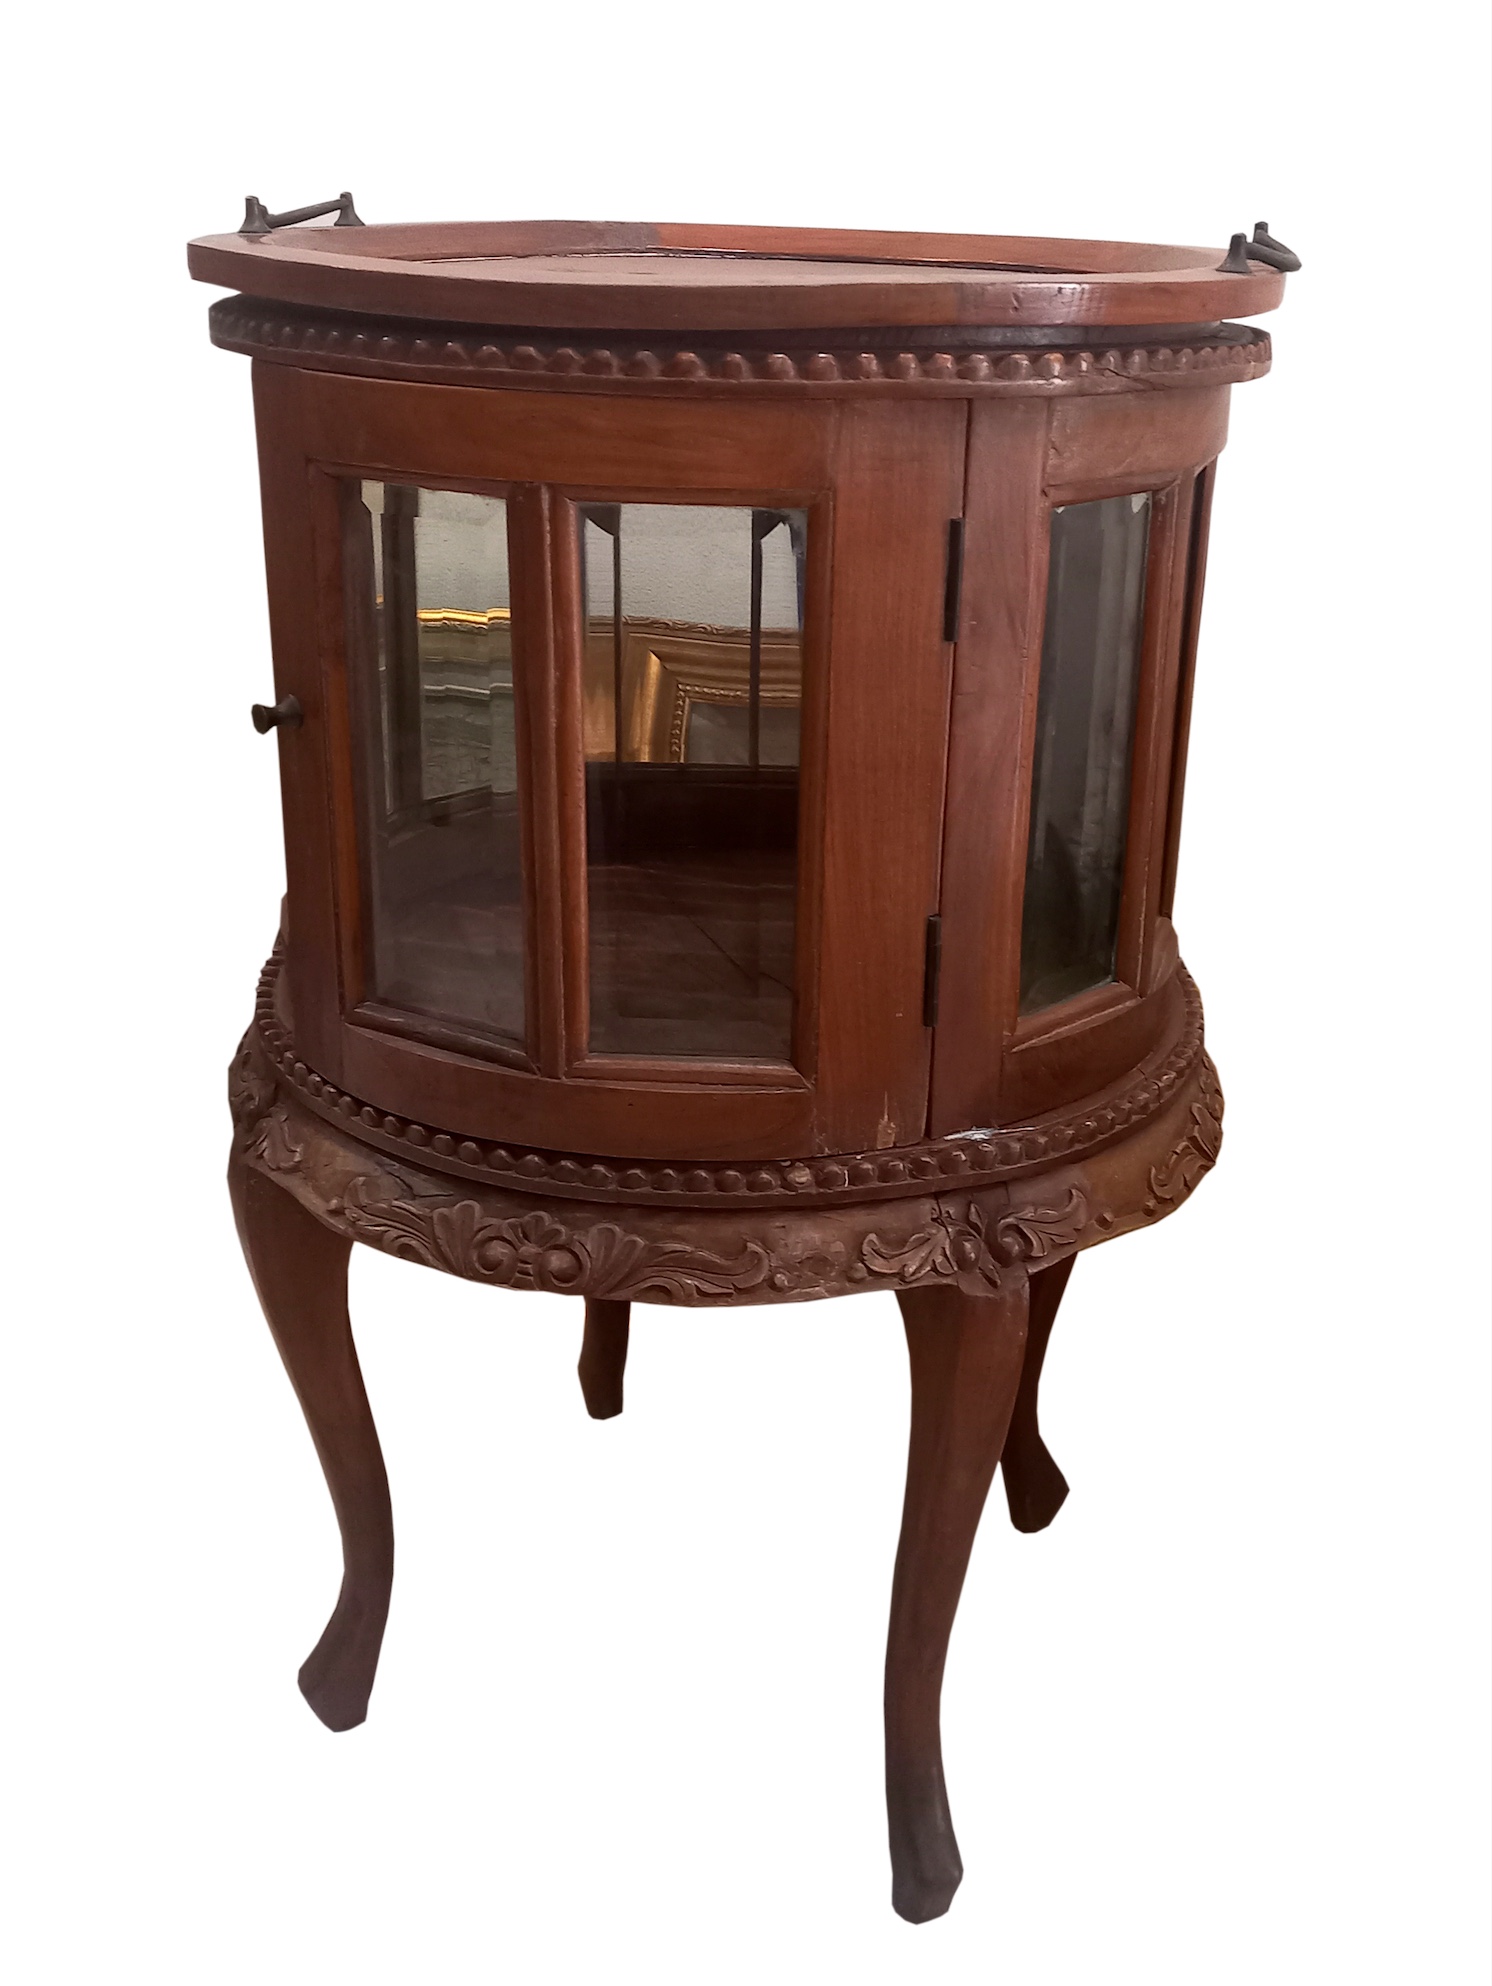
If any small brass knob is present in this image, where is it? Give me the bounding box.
[251,695,303,734]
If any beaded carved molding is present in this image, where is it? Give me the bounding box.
[243,945,1211,1211]
[230,1019,1224,1307]
[210,297,1271,398]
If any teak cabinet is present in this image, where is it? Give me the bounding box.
[192,212,1292,1922]
[254,368,1226,1157]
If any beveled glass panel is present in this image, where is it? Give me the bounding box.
[351,482,524,1045]
[580,502,807,1061]
[1019,492,1151,1015]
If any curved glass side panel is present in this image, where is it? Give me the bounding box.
[349,482,524,1046]
[1019,492,1151,1015]
[580,503,806,1061]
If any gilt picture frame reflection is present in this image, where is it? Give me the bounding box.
[577,500,808,1063]
[409,605,515,805]
[582,619,803,767]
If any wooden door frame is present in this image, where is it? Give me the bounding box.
[929,387,1230,1135]
[546,482,832,1094]
[252,361,962,1161]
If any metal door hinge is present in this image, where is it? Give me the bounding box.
[942,519,964,642]
[923,914,943,1028]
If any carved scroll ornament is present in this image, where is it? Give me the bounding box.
[228,1017,1222,1309]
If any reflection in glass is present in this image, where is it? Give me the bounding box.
[580,503,807,1060]
[1019,492,1151,1014]
[352,483,524,1045]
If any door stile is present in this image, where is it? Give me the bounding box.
[1158,462,1217,923]
[251,361,345,1082]
[549,496,594,1077]
[508,483,566,1078]
[1114,475,1190,994]
[329,472,379,1025]
[816,400,966,1153]
[784,478,838,1100]
[927,398,1052,1138]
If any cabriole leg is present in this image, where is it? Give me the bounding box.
[886,1278,1029,1923]
[1000,1254,1075,1534]
[228,1152,393,1732]
[578,1298,630,1420]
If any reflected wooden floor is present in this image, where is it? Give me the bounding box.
[588,850,795,1060]
[372,870,525,1040]
[369,849,796,1062]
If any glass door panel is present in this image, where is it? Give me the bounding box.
[351,482,525,1045]
[1019,491,1151,1014]
[579,503,807,1061]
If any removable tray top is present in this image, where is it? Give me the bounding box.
[187,217,1287,333]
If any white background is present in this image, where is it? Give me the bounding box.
[3,7,1488,1982]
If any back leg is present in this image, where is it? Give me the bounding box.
[578,1299,630,1420]
[1000,1254,1075,1533]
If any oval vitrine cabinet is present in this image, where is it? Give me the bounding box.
[194,215,1290,1922]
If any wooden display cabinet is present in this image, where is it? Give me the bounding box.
[190,208,1295,1921]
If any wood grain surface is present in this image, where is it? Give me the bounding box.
[189,218,1286,330]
